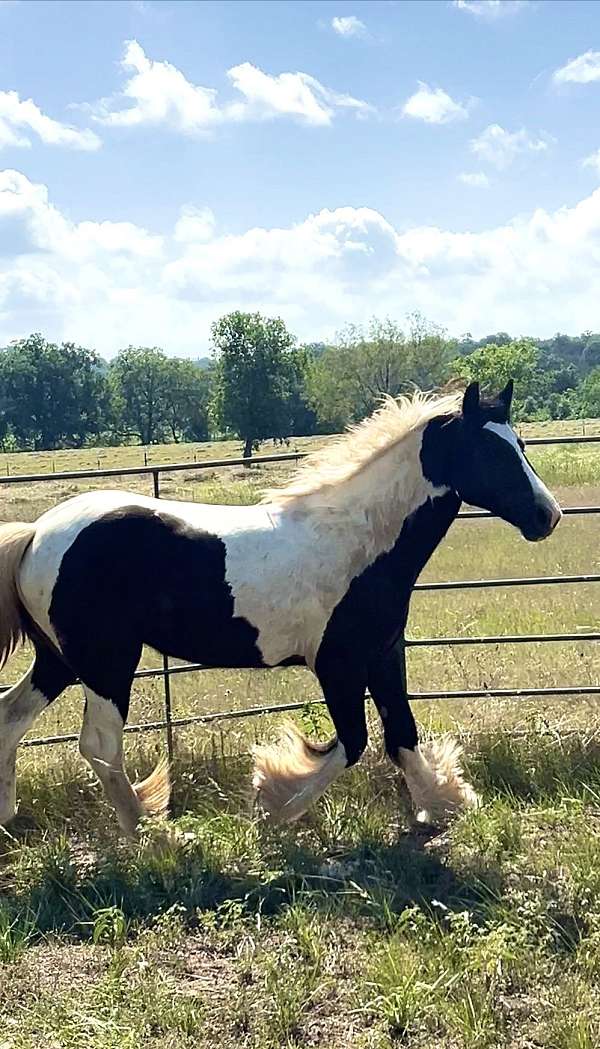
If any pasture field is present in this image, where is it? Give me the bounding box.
[1,427,600,1048]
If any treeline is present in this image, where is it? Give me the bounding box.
[1,315,599,453]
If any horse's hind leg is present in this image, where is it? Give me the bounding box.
[0,643,76,827]
[78,687,170,837]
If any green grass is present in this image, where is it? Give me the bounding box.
[5,735,600,1047]
[1,429,600,1047]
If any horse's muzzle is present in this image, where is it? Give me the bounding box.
[521,500,562,542]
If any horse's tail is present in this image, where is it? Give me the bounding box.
[0,522,36,668]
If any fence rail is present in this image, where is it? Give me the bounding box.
[6,431,599,753]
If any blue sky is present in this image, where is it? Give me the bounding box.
[1,0,600,356]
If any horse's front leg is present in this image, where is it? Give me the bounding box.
[252,654,368,822]
[368,641,479,823]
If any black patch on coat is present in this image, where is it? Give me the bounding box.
[316,490,460,670]
[31,640,77,700]
[48,507,269,707]
[315,489,461,765]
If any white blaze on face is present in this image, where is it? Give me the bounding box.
[483,422,562,528]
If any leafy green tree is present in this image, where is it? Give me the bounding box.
[546,390,580,420]
[162,359,211,442]
[286,346,318,437]
[476,331,513,348]
[538,332,588,372]
[210,312,295,457]
[305,345,354,433]
[582,336,600,373]
[109,346,171,445]
[578,367,600,418]
[405,311,455,389]
[451,338,544,419]
[308,315,453,431]
[0,334,110,449]
[109,348,212,445]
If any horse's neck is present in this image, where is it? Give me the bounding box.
[308,428,451,564]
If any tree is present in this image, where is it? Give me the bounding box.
[538,332,587,372]
[581,335,600,374]
[450,339,545,420]
[162,359,211,443]
[109,346,171,445]
[0,334,110,449]
[285,346,318,437]
[210,312,295,457]
[109,348,211,445]
[578,367,600,418]
[476,332,513,348]
[305,345,355,433]
[405,311,455,390]
[308,315,453,431]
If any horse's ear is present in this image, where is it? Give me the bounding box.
[498,379,514,416]
[462,382,480,418]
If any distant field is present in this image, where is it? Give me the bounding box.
[0,414,598,480]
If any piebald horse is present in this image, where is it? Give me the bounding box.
[0,382,560,836]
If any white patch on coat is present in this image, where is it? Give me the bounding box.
[79,687,167,836]
[0,664,48,826]
[240,427,448,667]
[484,422,561,527]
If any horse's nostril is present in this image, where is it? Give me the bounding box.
[550,503,562,529]
[535,502,560,536]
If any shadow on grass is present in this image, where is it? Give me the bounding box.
[0,824,504,944]
[467,730,600,803]
[1,764,505,948]
[5,728,600,945]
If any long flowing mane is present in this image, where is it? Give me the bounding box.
[263,389,463,505]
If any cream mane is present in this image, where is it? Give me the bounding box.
[263,389,463,505]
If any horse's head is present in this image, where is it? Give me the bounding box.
[440,381,561,541]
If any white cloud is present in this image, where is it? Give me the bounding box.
[402,82,469,124]
[174,205,216,244]
[452,1,528,18]
[226,63,373,124]
[458,171,490,187]
[91,40,373,132]
[0,169,162,259]
[470,124,552,169]
[3,169,600,355]
[582,149,600,177]
[553,50,600,86]
[92,40,220,130]
[331,15,367,37]
[0,90,101,151]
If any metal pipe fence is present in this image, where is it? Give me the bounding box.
[6,431,599,752]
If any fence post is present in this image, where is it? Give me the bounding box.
[152,469,174,763]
